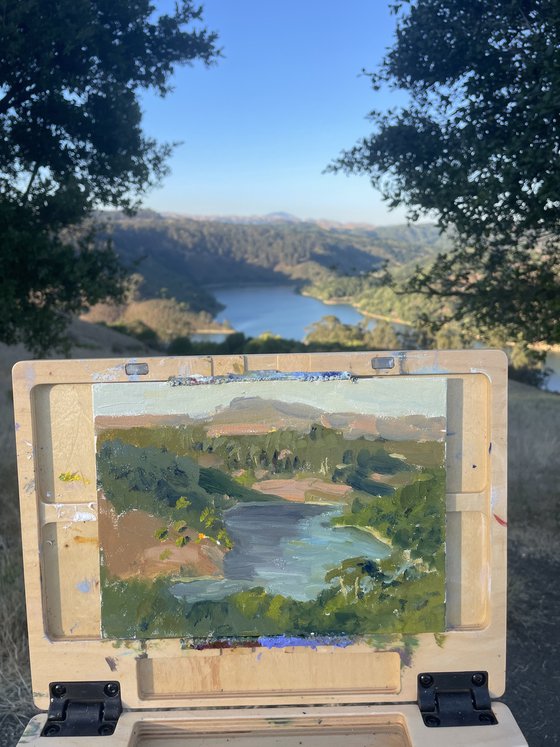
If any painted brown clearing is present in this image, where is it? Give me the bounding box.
[252,477,352,503]
[98,498,225,580]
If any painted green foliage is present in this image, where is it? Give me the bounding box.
[98,423,446,640]
[332,469,446,569]
[97,438,280,545]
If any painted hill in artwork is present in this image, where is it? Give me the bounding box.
[95,395,446,441]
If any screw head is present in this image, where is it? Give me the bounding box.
[51,684,66,698]
[99,724,115,735]
[419,674,434,688]
[425,715,440,727]
[104,683,119,697]
[43,724,61,736]
[472,673,486,687]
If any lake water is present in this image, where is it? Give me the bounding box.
[195,284,560,393]
[170,501,390,604]
[213,284,365,340]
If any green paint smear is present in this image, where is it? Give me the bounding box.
[59,470,82,482]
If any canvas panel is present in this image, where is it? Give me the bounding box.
[93,372,447,641]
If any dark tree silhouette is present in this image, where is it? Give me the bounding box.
[0,0,219,352]
[332,0,560,344]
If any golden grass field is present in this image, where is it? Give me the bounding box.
[0,327,558,745]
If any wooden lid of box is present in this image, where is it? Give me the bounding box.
[13,350,508,712]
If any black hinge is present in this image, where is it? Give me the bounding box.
[41,681,122,737]
[417,671,498,728]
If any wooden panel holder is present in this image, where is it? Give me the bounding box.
[12,350,528,746]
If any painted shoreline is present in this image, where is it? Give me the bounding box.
[333,522,393,548]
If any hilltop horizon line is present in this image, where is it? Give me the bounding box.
[96,207,437,232]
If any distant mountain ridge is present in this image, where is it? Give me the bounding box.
[160,211,389,229]
[163,211,441,235]
[110,208,437,233]
[164,211,304,225]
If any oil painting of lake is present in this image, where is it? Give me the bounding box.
[94,373,447,641]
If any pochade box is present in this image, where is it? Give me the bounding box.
[12,350,528,746]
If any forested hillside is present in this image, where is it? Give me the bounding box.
[94,211,447,311]
[78,211,456,350]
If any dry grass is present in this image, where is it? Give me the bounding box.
[82,298,222,345]
[0,336,557,745]
[0,490,33,742]
[0,346,34,744]
[508,380,560,528]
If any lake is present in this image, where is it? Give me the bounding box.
[194,284,559,393]
[213,284,365,340]
[170,501,390,604]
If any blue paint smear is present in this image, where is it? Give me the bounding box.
[168,371,354,387]
[257,635,353,649]
[76,579,91,593]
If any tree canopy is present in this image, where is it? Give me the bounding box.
[0,0,218,353]
[332,0,560,345]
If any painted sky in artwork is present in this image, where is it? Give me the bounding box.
[93,376,447,421]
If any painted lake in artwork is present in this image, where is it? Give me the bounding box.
[171,502,391,604]
[94,374,448,641]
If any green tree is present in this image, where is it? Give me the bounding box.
[367,319,400,349]
[304,315,367,347]
[332,0,560,345]
[0,0,218,353]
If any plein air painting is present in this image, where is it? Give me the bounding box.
[94,373,447,641]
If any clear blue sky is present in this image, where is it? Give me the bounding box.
[141,1,408,224]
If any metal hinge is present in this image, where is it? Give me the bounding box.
[417,671,498,728]
[42,681,122,737]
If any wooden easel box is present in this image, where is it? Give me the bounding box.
[12,350,527,745]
